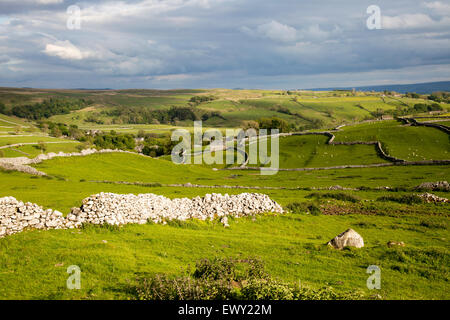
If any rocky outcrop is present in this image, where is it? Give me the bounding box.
[418,193,448,203]
[0,192,284,238]
[415,181,449,191]
[327,229,364,249]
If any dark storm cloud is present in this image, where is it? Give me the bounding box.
[0,0,449,88]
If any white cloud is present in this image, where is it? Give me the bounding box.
[152,73,197,81]
[257,20,297,42]
[1,0,450,89]
[242,20,297,42]
[148,72,213,83]
[300,24,330,40]
[2,0,64,4]
[43,40,92,60]
[80,0,217,24]
[382,13,442,29]
[36,0,63,4]
[424,1,450,15]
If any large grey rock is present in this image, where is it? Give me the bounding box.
[416,181,449,191]
[328,229,364,249]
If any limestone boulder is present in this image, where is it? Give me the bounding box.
[328,229,364,249]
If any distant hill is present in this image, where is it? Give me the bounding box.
[305,81,450,94]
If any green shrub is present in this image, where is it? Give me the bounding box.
[419,220,447,229]
[136,275,234,300]
[286,202,322,215]
[377,194,425,205]
[241,278,295,300]
[193,257,267,281]
[294,286,364,300]
[134,257,364,300]
[306,192,360,203]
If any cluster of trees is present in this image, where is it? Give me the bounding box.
[410,103,443,113]
[405,92,421,99]
[103,106,224,125]
[428,92,450,103]
[0,102,5,114]
[93,132,135,150]
[9,98,91,120]
[85,114,105,124]
[188,95,216,105]
[258,117,290,133]
[37,121,85,139]
[244,116,322,133]
[404,91,450,102]
[201,111,226,121]
[136,131,178,157]
[141,140,178,157]
[103,106,193,124]
[386,103,443,118]
[37,120,135,151]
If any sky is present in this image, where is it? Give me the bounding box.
[0,0,449,89]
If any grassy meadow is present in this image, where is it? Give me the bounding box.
[0,87,449,300]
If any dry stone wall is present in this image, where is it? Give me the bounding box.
[0,149,136,176]
[0,192,284,238]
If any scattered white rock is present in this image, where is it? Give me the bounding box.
[418,193,448,203]
[416,181,449,191]
[0,193,284,238]
[221,216,230,228]
[328,229,364,250]
[387,241,405,247]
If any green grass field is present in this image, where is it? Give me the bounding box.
[334,120,450,161]
[0,142,82,158]
[0,152,447,211]
[0,88,449,300]
[3,87,448,130]
[1,209,448,300]
[0,153,448,299]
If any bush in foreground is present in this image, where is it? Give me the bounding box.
[135,257,364,300]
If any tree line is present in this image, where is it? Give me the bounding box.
[6,98,91,120]
[101,106,224,125]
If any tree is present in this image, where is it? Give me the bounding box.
[258,117,289,133]
[37,141,47,153]
[11,98,89,120]
[50,126,62,137]
[137,130,146,138]
[0,102,5,114]
[242,120,259,130]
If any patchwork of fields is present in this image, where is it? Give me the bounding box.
[0,88,449,300]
